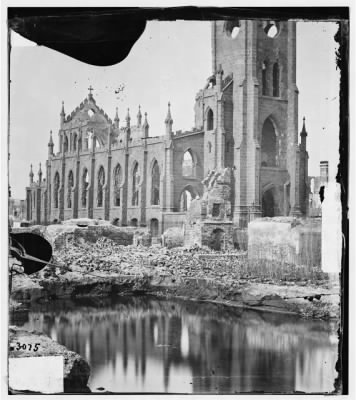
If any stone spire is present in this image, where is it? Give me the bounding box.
[60,101,65,126]
[60,101,65,116]
[114,107,120,129]
[300,116,307,151]
[143,112,149,137]
[88,85,94,100]
[38,163,42,183]
[29,164,34,184]
[216,63,224,91]
[137,105,142,126]
[125,108,131,146]
[126,108,131,128]
[165,102,173,137]
[48,130,54,156]
[301,116,307,133]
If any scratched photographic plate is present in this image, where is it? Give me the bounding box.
[4,3,349,397]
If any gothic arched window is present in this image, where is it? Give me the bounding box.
[226,140,230,153]
[85,132,90,150]
[150,218,159,236]
[261,118,277,167]
[78,136,82,152]
[132,163,140,206]
[151,160,160,205]
[54,172,60,209]
[81,168,89,207]
[67,170,74,208]
[207,109,214,130]
[113,164,122,207]
[182,150,194,177]
[97,166,105,207]
[262,61,268,95]
[73,134,77,152]
[63,135,68,153]
[273,62,280,97]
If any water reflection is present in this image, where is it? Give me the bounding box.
[11,296,338,394]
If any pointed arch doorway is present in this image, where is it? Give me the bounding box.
[262,188,276,217]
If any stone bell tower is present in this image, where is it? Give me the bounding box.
[207,19,305,227]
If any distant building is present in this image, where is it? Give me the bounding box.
[8,198,26,224]
[26,19,309,238]
[308,161,329,217]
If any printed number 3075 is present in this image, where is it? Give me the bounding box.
[15,342,40,351]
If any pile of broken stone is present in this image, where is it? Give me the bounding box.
[41,237,247,285]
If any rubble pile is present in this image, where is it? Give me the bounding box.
[50,237,246,285]
[16,237,339,320]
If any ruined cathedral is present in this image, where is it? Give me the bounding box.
[26,20,309,240]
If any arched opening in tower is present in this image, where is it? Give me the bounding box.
[207,109,214,130]
[273,62,280,97]
[180,189,193,211]
[262,188,276,217]
[224,20,241,39]
[261,119,277,167]
[264,21,280,38]
[182,150,194,177]
[262,61,268,95]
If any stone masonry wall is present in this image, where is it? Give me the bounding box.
[248,217,321,267]
[201,222,234,251]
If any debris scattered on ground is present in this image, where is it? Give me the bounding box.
[39,237,330,287]
[24,237,340,320]
[40,237,247,285]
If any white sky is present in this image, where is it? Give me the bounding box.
[8,20,339,199]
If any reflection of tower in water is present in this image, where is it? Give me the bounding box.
[122,320,128,374]
[187,319,234,392]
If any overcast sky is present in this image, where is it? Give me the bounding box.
[9,20,339,199]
